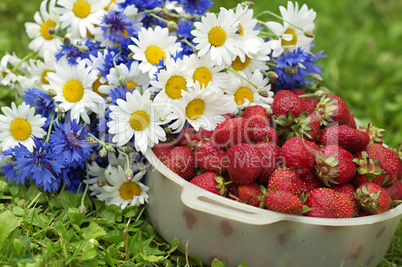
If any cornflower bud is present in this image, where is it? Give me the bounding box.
[167,21,178,31]
[266,71,278,81]
[46,89,57,97]
[79,45,89,53]
[285,66,298,75]
[304,30,315,38]
[126,169,134,180]
[118,76,127,87]
[99,147,108,158]
[257,87,268,97]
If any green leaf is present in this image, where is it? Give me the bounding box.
[0,179,8,192]
[12,206,25,217]
[211,258,227,267]
[0,210,19,250]
[237,264,248,267]
[167,238,179,254]
[82,222,107,240]
[140,253,165,263]
[68,207,86,226]
[81,242,97,260]
[26,185,47,204]
[12,238,24,257]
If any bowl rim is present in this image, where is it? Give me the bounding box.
[144,149,402,227]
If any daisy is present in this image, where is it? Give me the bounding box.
[0,53,27,90]
[44,59,104,124]
[169,82,235,132]
[221,70,274,113]
[0,102,47,152]
[129,26,182,78]
[150,56,192,100]
[191,8,243,66]
[265,2,316,57]
[25,51,57,87]
[98,61,150,95]
[107,90,171,153]
[24,0,63,57]
[56,0,110,39]
[96,165,149,209]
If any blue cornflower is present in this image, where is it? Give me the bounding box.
[274,47,326,89]
[49,120,94,168]
[63,166,87,193]
[98,49,125,79]
[22,88,57,128]
[100,10,136,45]
[56,38,99,65]
[0,138,65,192]
[176,20,194,40]
[107,86,134,105]
[180,0,213,15]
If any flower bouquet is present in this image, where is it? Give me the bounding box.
[0,0,402,266]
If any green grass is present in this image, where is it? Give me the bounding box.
[1,0,401,266]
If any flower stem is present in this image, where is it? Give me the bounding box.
[12,52,37,73]
[224,67,259,89]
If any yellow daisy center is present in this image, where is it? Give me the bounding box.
[231,56,251,71]
[73,0,91,19]
[63,80,84,103]
[281,28,298,46]
[105,0,116,10]
[186,99,205,120]
[165,76,187,99]
[40,20,57,40]
[234,87,253,105]
[145,46,165,65]
[238,24,244,36]
[127,81,138,91]
[129,110,150,131]
[10,119,31,141]
[193,67,212,87]
[41,70,53,84]
[208,27,226,47]
[93,76,108,97]
[119,182,141,200]
[1,71,7,78]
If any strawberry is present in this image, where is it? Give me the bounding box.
[212,117,247,148]
[255,141,281,184]
[190,172,226,195]
[238,183,263,207]
[275,112,321,142]
[319,125,370,153]
[280,137,315,170]
[164,146,196,180]
[225,143,262,185]
[355,183,391,214]
[358,123,384,144]
[250,126,279,146]
[315,94,350,126]
[152,142,174,163]
[175,126,201,147]
[296,168,322,195]
[305,188,354,218]
[365,143,401,186]
[331,183,360,214]
[263,190,304,215]
[242,105,271,128]
[314,145,356,186]
[289,88,319,109]
[267,168,303,196]
[195,140,226,174]
[352,151,387,187]
[272,90,313,118]
[384,179,402,200]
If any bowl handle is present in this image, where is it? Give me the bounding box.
[180,183,285,225]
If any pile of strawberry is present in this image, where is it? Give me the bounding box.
[152,89,402,218]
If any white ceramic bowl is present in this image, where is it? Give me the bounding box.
[144,149,402,267]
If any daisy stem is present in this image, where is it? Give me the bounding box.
[256,10,306,33]
[113,49,123,77]
[224,67,259,89]
[44,112,56,143]
[148,12,170,25]
[26,192,42,209]
[80,165,91,211]
[181,38,196,52]
[12,52,37,73]
[258,31,279,38]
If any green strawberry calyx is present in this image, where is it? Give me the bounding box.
[314,152,340,187]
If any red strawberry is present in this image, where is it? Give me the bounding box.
[305,188,354,218]
[296,168,322,195]
[289,88,319,109]
[355,183,391,214]
[225,143,262,185]
[315,94,350,126]
[174,125,201,147]
[314,145,356,186]
[238,183,263,207]
[352,151,387,187]
[358,123,384,144]
[267,168,303,196]
[263,190,304,215]
[366,143,401,186]
[152,142,174,163]
[331,183,360,214]
[272,90,313,118]
[255,141,281,184]
[195,140,226,174]
[164,146,196,180]
[242,105,271,128]
[319,125,370,153]
[212,117,247,148]
[384,179,402,200]
[280,137,315,170]
[250,126,279,146]
[190,172,226,195]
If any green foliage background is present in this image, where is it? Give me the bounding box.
[0,0,401,266]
